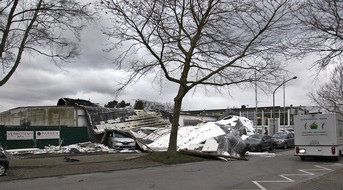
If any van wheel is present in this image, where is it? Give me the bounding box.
[300,156,306,161]
[333,156,340,161]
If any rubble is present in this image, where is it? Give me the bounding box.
[93,110,171,134]
[179,149,249,161]
[130,115,255,158]
[5,113,265,160]
[6,141,138,155]
[56,98,255,158]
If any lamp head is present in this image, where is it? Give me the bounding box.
[292,76,297,79]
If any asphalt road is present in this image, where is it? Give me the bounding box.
[1,149,342,190]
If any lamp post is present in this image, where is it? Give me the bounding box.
[272,76,297,135]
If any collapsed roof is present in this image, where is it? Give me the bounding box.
[128,115,254,157]
[57,97,100,107]
[57,98,254,157]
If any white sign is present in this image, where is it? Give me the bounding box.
[36,131,60,139]
[7,131,34,140]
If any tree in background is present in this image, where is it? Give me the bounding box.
[105,100,130,108]
[118,100,130,108]
[134,100,144,110]
[104,100,118,108]
[99,0,296,153]
[292,0,342,70]
[309,66,343,117]
[0,0,95,86]
[291,0,342,113]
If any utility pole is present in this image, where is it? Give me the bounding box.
[255,71,258,133]
[272,76,297,135]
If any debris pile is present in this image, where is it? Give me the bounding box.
[5,111,270,159]
[6,141,136,155]
[59,98,254,158]
[130,115,255,158]
[93,110,171,134]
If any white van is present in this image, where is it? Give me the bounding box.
[294,113,343,161]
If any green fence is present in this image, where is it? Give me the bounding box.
[0,125,88,149]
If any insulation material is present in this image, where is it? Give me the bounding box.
[146,123,226,151]
[202,138,219,152]
[216,115,255,135]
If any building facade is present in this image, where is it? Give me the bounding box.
[182,105,307,133]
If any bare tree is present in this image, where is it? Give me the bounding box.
[309,66,343,117]
[292,0,342,70]
[291,0,342,116]
[0,0,95,86]
[99,0,296,153]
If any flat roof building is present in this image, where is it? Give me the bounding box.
[182,105,308,134]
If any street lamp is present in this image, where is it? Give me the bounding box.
[272,76,297,135]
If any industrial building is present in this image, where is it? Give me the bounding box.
[0,97,310,149]
[181,105,308,134]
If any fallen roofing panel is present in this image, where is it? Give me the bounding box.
[179,149,249,161]
[130,115,253,158]
[93,110,171,134]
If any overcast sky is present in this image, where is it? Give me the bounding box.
[0,19,329,113]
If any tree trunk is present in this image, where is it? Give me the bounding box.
[167,95,183,153]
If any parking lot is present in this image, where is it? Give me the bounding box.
[0,152,162,181]
[1,149,343,190]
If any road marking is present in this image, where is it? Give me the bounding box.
[251,163,342,190]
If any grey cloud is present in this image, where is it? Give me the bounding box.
[0,21,328,113]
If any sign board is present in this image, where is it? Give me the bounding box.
[7,131,34,140]
[36,131,60,139]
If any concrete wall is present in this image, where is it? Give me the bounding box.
[0,106,85,127]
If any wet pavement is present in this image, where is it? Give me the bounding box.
[281,166,343,190]
[0,152,163,181]
[1,152,343,189]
